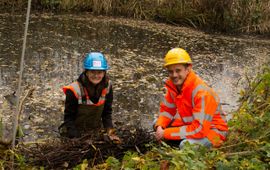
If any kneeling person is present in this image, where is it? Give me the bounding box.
[155,48,228,148]
[60,52,120,142]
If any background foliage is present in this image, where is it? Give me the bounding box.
[0,0,269,34]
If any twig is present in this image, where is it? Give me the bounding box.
[91,150,98,167]
[219,131,270,151]
[12,0,32,151]
[17,87,35,125]
[18,126,153,168]
[259,130,270,140]
[98,148,104,163]
[218,139,256,150]
[225,150,256,157]
[251,102,270,116]
[135,145,142,154]
[245,73,251,88]
[237,79,262,112]
[0,87,35,147]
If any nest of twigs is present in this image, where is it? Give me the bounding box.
[18,125,154,169]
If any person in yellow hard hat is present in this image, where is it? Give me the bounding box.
[154,48,228,148]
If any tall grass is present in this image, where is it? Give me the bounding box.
[191,0,233,30]
[0,0,269,34]
[230,0,270,33]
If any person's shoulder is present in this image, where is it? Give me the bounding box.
[107,79,112,87]
[65,89,76,95]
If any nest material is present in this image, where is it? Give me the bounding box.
[19,126,154,169]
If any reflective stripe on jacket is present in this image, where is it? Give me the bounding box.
[155,70,228,147]
[62,81,111,131]
[63,81,111,106]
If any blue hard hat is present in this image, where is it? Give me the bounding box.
[83,52,109,70]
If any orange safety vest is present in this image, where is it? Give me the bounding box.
[155,70,228,147]
[63,81,110,106]
[62,81,111,131]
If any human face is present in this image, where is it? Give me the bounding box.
[167,64,191,87]
[86,70,105,85]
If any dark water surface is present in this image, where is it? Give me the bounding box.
[0,13,269,141]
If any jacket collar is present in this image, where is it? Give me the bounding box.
[181,70,197,92]
[165,70,197,94]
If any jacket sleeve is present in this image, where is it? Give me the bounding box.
[155,87,177,129]
[102,84,113,128]
[64,89,78,125]
[164,89,218,140]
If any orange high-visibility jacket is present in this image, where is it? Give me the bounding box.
[155,70,228,147]
[63,81,110,106]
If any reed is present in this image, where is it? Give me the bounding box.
[57,0,114,13]
[0,0,27,11]
[153,0,269,33]
[192,0,233,30]
[92,0,112,14]
[114,0,155,19]
[0,0,269,36]
[230,0,270,33]
[155,0,206,27]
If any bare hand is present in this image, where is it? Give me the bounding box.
[155,126,164,141]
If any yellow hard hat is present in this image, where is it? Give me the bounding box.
[164,48,192,67]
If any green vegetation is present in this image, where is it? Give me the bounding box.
[0,0,269,34]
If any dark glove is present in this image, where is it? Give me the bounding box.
[67,124,81,138]
[59,121,81,138]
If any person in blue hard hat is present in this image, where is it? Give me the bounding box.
[59,52,120,142]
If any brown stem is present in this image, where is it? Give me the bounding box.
[225,150,256,157]
[237,79,262,112]
[0,87,35,147]
[17,87,35,125]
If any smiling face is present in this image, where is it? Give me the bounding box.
[167,63,191,88]
[86,70,105,85]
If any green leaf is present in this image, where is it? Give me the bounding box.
[16,125,24,138]
[106,156,121,170]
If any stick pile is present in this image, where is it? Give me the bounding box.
[19,126,154,169]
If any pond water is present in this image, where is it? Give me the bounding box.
[0,13,269,141]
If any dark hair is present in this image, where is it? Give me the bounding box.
[183,63,191,68]
[83,71,109,100]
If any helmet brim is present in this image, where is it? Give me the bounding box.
[164,61,192,67]
[85,67,109,70]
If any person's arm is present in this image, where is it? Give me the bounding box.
[64,90,78,123]
[102,84,122,143]
[63,89,80,138]
[155,87,177,130]
[163,89,218,140]
[102,84,113,128]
